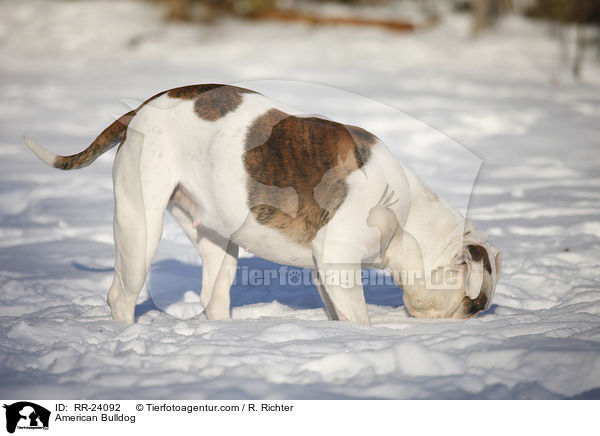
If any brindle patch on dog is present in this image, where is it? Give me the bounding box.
[167,84,225,100]
[168,84,255,121]
[244,109,376,246]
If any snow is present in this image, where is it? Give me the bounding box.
[1,0,600,399]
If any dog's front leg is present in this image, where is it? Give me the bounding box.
[312,269,339,321]
[312,241,370,326]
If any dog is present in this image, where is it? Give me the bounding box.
[25,84,501,325]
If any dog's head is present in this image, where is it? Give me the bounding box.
[442,239,502,319]
[387,218,501,319]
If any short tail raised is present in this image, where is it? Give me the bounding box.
[24,110,135,170]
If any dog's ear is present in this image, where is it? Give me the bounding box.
[463,243,500,299]
[464,243,500,300]
[490,245,502,280]
[465,244,485,299]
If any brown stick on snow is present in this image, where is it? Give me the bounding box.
[246,8,416,32]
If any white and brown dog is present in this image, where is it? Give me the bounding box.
[26,84,501,325]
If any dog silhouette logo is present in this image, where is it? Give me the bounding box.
[3,402,50,433]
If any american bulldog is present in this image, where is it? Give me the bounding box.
[25,84,501,325]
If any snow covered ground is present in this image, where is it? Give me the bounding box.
[1,0,599,399]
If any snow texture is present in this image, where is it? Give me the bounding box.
[1,0,599,399]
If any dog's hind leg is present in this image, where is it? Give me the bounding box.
[168,202,239,321]
[197,236,239,321]
[107,129,174,324]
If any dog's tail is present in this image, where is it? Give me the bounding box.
[24,110,135,170]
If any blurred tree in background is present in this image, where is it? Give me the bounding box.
[470,0,512,34]
[526,0,600,79]
[156,0,599,79]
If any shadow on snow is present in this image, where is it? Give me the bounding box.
[135,257,405,318]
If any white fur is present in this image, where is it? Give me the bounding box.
[24,137,57,167]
